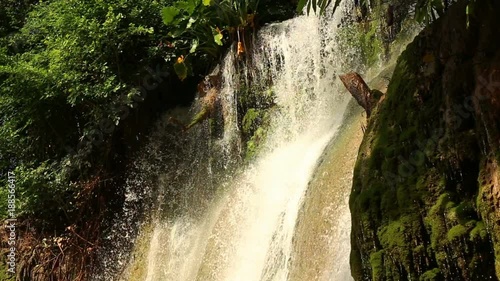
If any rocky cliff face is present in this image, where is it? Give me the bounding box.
[349,1,500,280]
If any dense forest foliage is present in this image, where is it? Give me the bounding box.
[0,0,478,279]
[0,0,293,225]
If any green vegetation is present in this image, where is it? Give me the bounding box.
[420,268,442,281]
[239,85,276,159]
[299,0,449,22]
[161,0,259,79]
[0,0,294,278]
[369,250,384,281]
[1,0,496,279]
[350,0,500,279]
[0,1,190,279]
[0,0,175,222]
[297,0,341,15]
[334,18,385,69]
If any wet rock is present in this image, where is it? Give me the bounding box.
[350,0,500,280]
[339,72,377,117]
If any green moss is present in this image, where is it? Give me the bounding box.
[426,193,455,249]
[469,221,488,242]
[435,252,447,264]
[448,202,476,224]
[186,106,210,130]
[122,222,155,280]
[399,126,417,142]
[379,220,407,249]
[334,20,385,69]
[357,184,381,214]
[350,2,500,279]
[238,84,276,161]
[431,193,454,212]
[396,186,413,211]
[444,201,456,211]
[370,250,384,281]
[242,108,262,135]
[419,268,443,281]
[245,127,267,159]
[238,85,275,112]
[0,263,14,281]
[380,187,398,219]
[447,224,468,242]
[413,244,425,254]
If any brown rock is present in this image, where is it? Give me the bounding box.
[339,72,373,117]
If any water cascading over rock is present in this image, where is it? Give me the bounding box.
[98,2,380,280]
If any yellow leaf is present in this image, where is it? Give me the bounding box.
[237,42,245,56]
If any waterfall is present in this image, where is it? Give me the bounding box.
[100,3,366,281]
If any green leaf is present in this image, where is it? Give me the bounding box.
[202,0,211,6]
[186,17,197,29]
[177,0,197,15]
[168,28,185,38]
[162,7,180,25]
[174,61,188,81]
[329,0,342,15]
[214,33,223,46]
[190,39,199,53]
[466,3,475,29]
[431,0,444,16]
[296,0,307,13]
[298,0,337,15]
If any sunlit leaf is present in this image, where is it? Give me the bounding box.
[177,0,197,15]
[298,0,338,15]
[162,7,179,25]
[319,0,331,12]
[296,0,306,12]
[466,2,475,29]
[202,0,211,6]
[214,33,223,46]
[174,60,188,81]
[190,39,199,53]
[186,17,197,28]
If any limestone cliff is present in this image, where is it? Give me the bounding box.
[350,0,500,280]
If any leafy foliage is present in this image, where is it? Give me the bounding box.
[415,0,445,23]
[0,0,292,278]
[0,0,295,227]
[297,0,341,15]
[0,0,38,37]
[161,0,259,79]
[297,0,450,24]
[0,0,177,222]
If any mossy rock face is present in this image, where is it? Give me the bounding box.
[238,84,276,160]
[350,0,500,280]
[420,268,443,281]
[242,108,264,136]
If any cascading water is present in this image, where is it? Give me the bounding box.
[102,3,368,281]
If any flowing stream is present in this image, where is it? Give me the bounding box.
[100,4,385,281]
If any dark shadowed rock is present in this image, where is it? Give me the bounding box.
[350,0,500,280]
